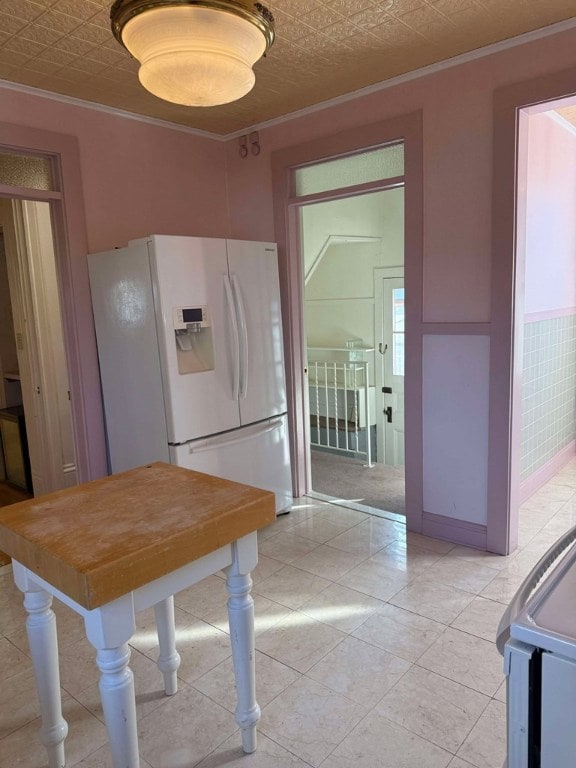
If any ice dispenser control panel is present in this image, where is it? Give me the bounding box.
[173,306,214,373]
[174,306,209,334]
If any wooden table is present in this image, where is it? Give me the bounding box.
[0,462,275,768]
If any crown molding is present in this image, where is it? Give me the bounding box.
[1,16,576,142]
[0,79,224,141]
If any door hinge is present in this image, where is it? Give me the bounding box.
[384,406,393,423]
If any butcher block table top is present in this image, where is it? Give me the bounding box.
[0,462,275,610]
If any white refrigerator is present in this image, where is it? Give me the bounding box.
[88,235,292,513]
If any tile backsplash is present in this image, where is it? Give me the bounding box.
[520,315,576,481]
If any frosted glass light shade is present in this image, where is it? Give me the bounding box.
[120,6,268,107]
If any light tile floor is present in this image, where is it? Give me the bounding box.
[2,460,576,767]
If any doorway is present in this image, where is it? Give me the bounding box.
[511,100,576,541]
[489,66,576,554]
[0,198,76,500]
[298,183,406,517]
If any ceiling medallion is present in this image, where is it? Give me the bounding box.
[110,0,275,107]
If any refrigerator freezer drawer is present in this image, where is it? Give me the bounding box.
[170,415,292,514]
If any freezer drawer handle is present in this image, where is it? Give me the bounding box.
[188,419,283,454]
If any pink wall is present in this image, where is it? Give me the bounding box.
[524,112,576,316]
[0,89,228,480]
[225,27,576,325]
[0,90,228,252]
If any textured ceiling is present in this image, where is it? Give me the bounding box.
[0,0,575,136]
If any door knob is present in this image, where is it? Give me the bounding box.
[384,406,393,423]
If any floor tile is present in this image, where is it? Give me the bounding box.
[0,696,108,768]
[173,574,229,624]
[260,676,366,767]
[451,596,507,642]
[369,540,445,577]
[290,544,367,581]
[0,636,31,682]
[457,699,506,768]
[448,545,517,572]
[129,604,198,653]
[250,555,286,585]
[478,569,527,605]
[389,579,475,624]
[327,518,403,557]
[299,582,384,633]
[447,759,477,767]
[404,532,455,554]
[314,503,370,526]
[258,532,320,564]
[288,515,359,543]
[255,611,346,673]
[352,603,446,662]
[422,557,498,594]
[376,665,489,752]
[494,679,507,703]
[337,558,410,601]
[252,564,332,609]
[0,667,42,739]
[193,650,300,712]
[137,685,237,768]
[307,635,411,708]
[195,732,312,767]
[418,627,504,696]
[73,744,154,766]
[326,711,452,768]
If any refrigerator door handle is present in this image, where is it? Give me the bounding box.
[231,273,249,399]
[187,418,283,453]
[223,274,240,400]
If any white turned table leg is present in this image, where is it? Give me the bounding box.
[96,644,140,768]
[226,568,260,753]
[23,588,68,768]
[154,597,180,695]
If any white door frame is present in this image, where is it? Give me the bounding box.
[374,267,404,465]
[1,199,77,493]
[0,123,108,484]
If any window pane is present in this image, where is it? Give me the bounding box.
[294,144,404,197]
[0,151,53,190]
[392,287,405,376]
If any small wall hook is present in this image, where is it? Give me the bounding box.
[249,131,260,156]
[238,135,248,159]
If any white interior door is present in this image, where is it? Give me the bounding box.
[0,199,77,493]
[375,271,405,466]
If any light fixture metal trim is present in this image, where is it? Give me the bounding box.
[110,0,275,54]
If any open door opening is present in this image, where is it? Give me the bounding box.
[300,186,406,519]
[510,99,576,547]
[0,197,77,564]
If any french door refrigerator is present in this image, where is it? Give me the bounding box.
[88,235,292,513]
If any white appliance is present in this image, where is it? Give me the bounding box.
[497,525,576,768]
[88,235,292,513]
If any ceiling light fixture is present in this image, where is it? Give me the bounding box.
[110,0,275,107]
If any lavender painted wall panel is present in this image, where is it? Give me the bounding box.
[423,335,490,525]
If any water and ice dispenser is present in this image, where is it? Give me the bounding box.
[173,306,214,373]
